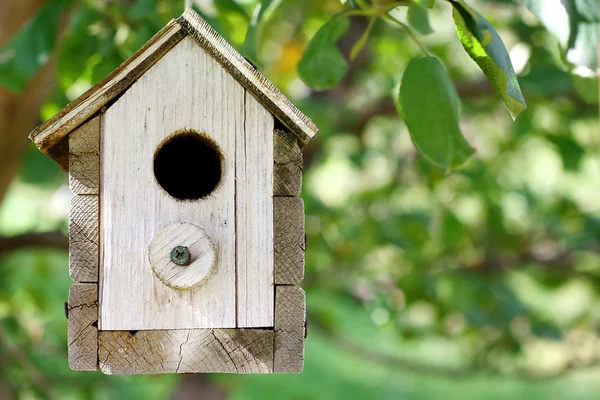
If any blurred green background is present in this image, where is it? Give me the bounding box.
[0,0,599,399]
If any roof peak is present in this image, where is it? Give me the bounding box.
[30,9,317,163]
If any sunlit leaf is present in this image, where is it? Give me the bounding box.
[398,56,474,169]
[451,0,527,119]
[407,0,433,35]
[298,14,350,91]
[521,0,599,76]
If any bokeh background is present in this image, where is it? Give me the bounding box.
[1,0,599,399]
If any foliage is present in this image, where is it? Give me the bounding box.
[0,0,599,399]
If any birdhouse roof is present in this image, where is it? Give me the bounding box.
[29,8,317,164]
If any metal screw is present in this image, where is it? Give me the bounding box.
[64,302,69,319]
[170,246,191,266]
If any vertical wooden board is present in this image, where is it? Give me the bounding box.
[99,329,273,374]
[236,92,274,328]
[69,195,99,282]
[68,284,98,371]
[101,36,242,330]
[69,116,100,195]
[273,129,302,197]
[274,197,305,285]
[274,286,305,373]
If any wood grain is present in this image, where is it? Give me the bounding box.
[29,20,186,156]
[274,286,305,373]
[274,129,302,197]
[100,36,241,330]
[236,91,274,328]
[68,283,98,371]
[178,9,317,147]
[69,116,100,195]
[148,222,217,290]
[274,197,305,285]
[99,328,273,374]
[69,195,99,282]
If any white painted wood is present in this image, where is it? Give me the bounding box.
[148,222,216,289]
[236,92,274,328]
[100,36,243,330]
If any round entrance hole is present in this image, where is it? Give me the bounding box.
[154,132,222,200]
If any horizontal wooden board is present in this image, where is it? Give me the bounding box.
[69,116,100,195]
[99,328,274,374]
[274,129,302,197]
[69,195,99,282]
[274,197,305,285]
[68,284,98,371]
[274,286,305,373]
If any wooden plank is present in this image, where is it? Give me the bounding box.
[274,197,305,285]
[98,329,273,374]
[100,36,241,330]
[178,9,317,147]
[29,20,186,156]
[68,283,98,371]
[274,129,302,197]
[236,91,274,328]
[69,195,99,283]
[69,116,100,195]
[274,286,305,373]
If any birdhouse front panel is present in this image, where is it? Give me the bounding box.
[29,9,317,374]
[101,36,274,330]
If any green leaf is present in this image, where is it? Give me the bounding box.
[398,56,474,169]
[242,0,283,67]
[214,0,249,19]
[570,73,599,104]
[407,0,433,35]
[451,0,527,119]
[0,0,67,94]
[298,15,350,91]
[521,0,599,75]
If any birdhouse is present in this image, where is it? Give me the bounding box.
[29,9,316,375]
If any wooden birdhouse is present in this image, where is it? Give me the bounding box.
[29,9,316,375]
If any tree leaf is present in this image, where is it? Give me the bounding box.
[407,0,434,35]
[0,0,66,94]
[398,56,474,169]
[451,0,527,119]
[521,0,599,75]
[242,0,283,67]
[298,15,350,91]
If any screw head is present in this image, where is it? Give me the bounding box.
[170,246,191,266]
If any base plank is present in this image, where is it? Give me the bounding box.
[274,286,305,373]
[99,329,274,374]
[68,284,98,371]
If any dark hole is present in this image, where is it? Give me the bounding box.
[154,132,222,200]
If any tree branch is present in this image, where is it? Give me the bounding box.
[0,231,68,256]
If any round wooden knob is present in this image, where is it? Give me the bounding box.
[148,222,216,289]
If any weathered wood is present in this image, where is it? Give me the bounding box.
[148,222,217,290]
[69,195,99,282]
[178,9,317,147]
[29,20,186,156]
[98,329,274,374]
[274,129,303,197]
[236,91,274,328]
[100,36,241,330]
[274,286,305,373]
[69,116,100,195]
[274,197,305,285]
[68,283,98,371]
